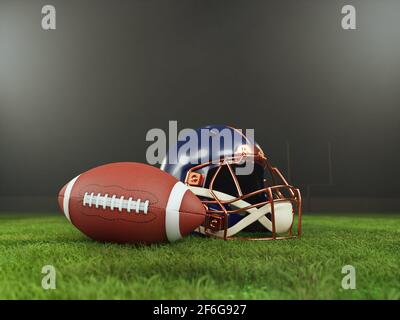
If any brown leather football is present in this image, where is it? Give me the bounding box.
[58,162,206,244]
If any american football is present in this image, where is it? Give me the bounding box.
[58,162,206,244]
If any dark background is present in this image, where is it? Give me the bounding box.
[0,0,399,212]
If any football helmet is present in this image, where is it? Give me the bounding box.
[161,125,302,240]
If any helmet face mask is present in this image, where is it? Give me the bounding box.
[161,125,302,240]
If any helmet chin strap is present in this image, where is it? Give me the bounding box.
[189,186,294,238]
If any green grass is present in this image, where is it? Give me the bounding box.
[0,213,399,299]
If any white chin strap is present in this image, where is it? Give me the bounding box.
[189,186,294,238]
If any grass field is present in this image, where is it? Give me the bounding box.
[0,213,399,299]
